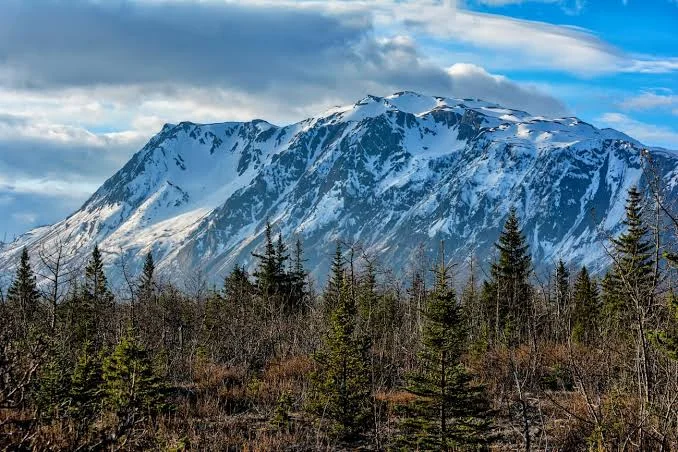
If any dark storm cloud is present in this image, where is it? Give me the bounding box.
[0,0,567,116]
[0,0,371,90]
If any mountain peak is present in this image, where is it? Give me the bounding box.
[2,92,677,286]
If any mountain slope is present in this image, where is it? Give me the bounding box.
[2,91,677,285]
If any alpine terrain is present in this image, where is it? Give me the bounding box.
[2,91,677,284]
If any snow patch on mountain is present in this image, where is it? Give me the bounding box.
[1,91,677,286]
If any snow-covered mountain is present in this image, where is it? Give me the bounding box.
[2,91,678,285]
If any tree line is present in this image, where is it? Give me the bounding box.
[1,185,678,450]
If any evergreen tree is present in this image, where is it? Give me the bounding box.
[571,266,600,345]
[289,238,308,310]
[223,265,254,304]
[80,245,114,346]
[323,242,346,319]
[138,251,155,300]
[34,352,72,419]
[252,221,279,297]
[555,260,570,339]
[69,343,104,428]
[600,272,618,331]
[7,247,41,332]
[252,222,300,312]
[488,208,532,344]
[357,259,378,331]
[201,266,254,360]
[605,186,654,322]
[134,251,156,330]
[398,252,493,450]
[275,234,289,283]
[605,186,656,405]
[310,271,372,439]
[102,332,168,420]
[275,233,294,308]
[328,242,345,297]
[84,245,113,304]
[407,270,426,335]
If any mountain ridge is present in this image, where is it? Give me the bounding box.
[2,91,677,286]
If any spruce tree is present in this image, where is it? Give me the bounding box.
[605,186,654,324]
[289,238,308,310]
[357,259,378,332]
[329,243,345,292]
[571,266,600,345]
[252,221,279,297]
[84,245,113,304]
[398,252,493,450]
[407,270,426,336]
[102,332,168,420]
[488,208,532,344]
[600,272,618,332]
[223,265,253,304]
[275,233,294,309]
[138,252,155,300]
[310,271,372,440]
[78,245,114,347]
[201,266,254,360]
[7,247,41,332]
[275,234,289,283]
[135,251,156,330]
[69,343,104,422]
[323,242,345,319]
[555,259,570,340]
[34,352,72,420]
[605,186,656,404]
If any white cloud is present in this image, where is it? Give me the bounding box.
[620,91,678,112]
[597,112,678,149]
[445,63,567,115]
[393,5,676,75]
[237,0,676,76]
[623,58,678,74]
[475,0,585,15]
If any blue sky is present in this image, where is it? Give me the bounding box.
[463,0,678,144]
[0,0,676,238]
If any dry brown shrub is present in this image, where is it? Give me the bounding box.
[375,390,416,406]
[185,358,253,416]
[192,358,246,391]
[257,355,313,406]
